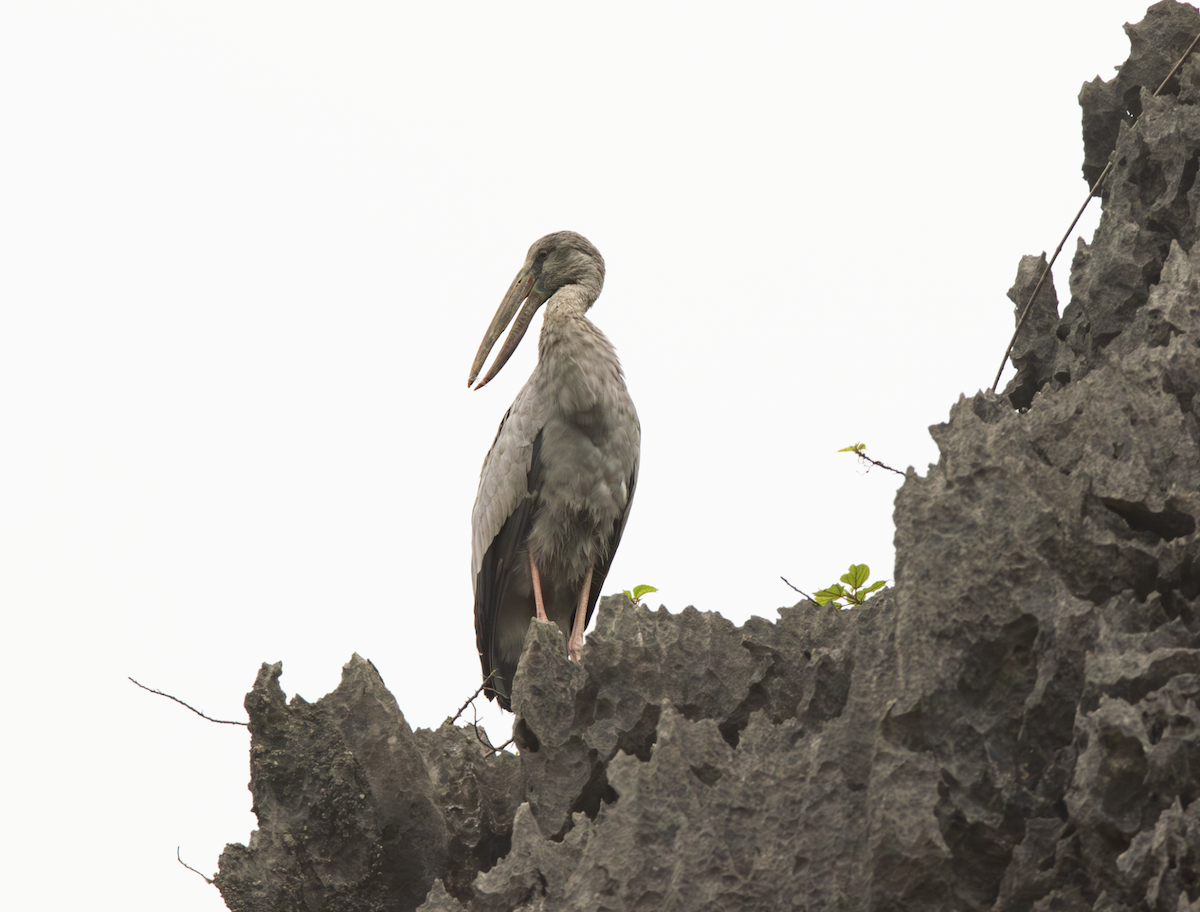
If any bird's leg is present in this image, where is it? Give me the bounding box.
[568,567,593,662]
[529,553,549,622]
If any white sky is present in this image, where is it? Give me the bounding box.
[3,2,1155,908]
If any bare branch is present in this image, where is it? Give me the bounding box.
[1154,30,1200,94]
[451,679,489,725]
[448,672,514,754]
[469,699,497,752]
[853,450,904,476]
[469,718,514,755]
[128,677,247,727]
[990,165,1109,394]
[177,847,214,885]
[991,30,1200,394]
[780,577,815,601]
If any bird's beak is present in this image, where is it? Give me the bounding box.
[467,268,547,390]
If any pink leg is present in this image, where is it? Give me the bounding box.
[530,553,548,622]
[568,567,593,661]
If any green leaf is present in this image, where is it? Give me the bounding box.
[632,584,658,599]
[622,590,633,602]
[842,563,870,589]
[862,580,886,595]
[838,443,866,453]
[813,584,848,606]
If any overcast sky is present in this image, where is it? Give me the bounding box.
[3,2,1159,908]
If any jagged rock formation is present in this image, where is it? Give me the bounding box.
[216,3,1200,909]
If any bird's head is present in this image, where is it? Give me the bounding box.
[467,231,605,390]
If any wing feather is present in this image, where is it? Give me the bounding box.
[470,380,545,588]
[471,380,547,706]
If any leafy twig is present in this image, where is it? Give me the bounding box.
[813,563,888,608]
[622,584,658,606]
[839,443,903,476]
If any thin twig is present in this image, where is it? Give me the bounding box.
[990,31,1200,394]
[469,717,513,755]
[128,677,247,727]
[1155,31,1200,94]
[177,847,214,885]
[472,723,495,752]
[780,577,815,601]
[452,672,514,755]
[451,680,489,725]
[468,692,504,753]
[990,163,1111,393]
[466,688,496,751]
[854,450,905,476]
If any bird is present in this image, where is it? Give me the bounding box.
[468,231,640,711]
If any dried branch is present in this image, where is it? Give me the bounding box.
[451,679,489,725]
[780,577,815,601]
[853,450,904,476]
[991,30,1200,393]
[449,673,515,754]
[177,847,214,885]
[1154,30,1200,94]
[128,677,247,727]
[468,694,514,754]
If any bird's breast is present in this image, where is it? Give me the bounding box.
[537,317,628,422]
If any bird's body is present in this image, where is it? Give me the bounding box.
[469,232,639,710]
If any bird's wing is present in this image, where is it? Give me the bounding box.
[470,380,546,589]
[472,380,547,701]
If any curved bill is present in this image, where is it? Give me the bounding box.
[467,270,547,390]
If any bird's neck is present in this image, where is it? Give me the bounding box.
[543,284,595,318]
[536,286,622,415]
[539,286,598,348]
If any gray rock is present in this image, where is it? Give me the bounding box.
[216,656,515,911]
[217,5,1200,910]
[1079,0,1200,188]
[1003,253,1063,410]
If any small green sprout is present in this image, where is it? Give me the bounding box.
[622,584,659,606]
[812,563,886,608]
[839,441,904,476]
